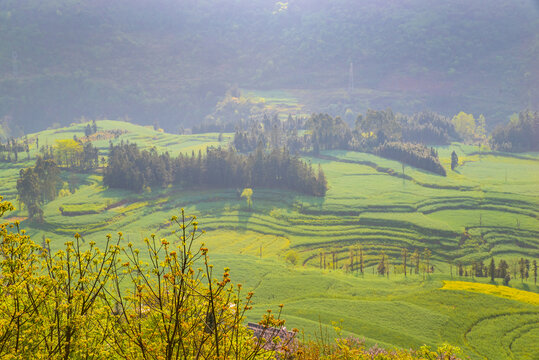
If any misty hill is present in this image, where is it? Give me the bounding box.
[0,0,537,134]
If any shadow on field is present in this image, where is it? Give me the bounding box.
[294,194,327,213]
[238,207,254,229]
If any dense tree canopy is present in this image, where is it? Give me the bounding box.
[375,142,446,176]
[402,111,457,145]
[16,157,61,221]
[490,111,539,152]
[232,111,449,175]
[104,142,327,196]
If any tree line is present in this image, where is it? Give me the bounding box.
[103,142,327,196]
[232,110,450,175]
[457,257,538,286]
[0,137,31,162]
[314,246,537,287]
[374,142,446,176]
[39,139,100,171]
[490,110,538,152]
[402,111,459,144]
[316,247,434,279]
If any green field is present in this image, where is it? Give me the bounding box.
[1,120,538,359]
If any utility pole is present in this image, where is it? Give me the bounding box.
[348,61,354,92]
[12,51,18,77]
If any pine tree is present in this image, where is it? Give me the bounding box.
[85,124,92,137]
[377,252,386,276]
[422,248,431,279]
[489,258,496,282]
[498,259,509,279]
[451,150,459,170]
[533,260,537,286]
[519,258,525,282]
[359,247,364,275]
[316,164,327,196]
[402,248,408,277]
[411,250,419,275]
[16,167,41,220]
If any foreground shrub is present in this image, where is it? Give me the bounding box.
[0,196,291,359]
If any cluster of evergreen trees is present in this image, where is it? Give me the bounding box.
[84,120,98,137]
[103,143,173,192]
[374,142,446,176]
[401,111,457,145]
[233,114,307,154]
[307,113,352,153]
[231,111,450,175]
[490,111,538,152]
[103,142,327,196]
[456,258,537,286]
[16,157,61,221]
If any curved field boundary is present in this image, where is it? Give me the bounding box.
[463,311,539,360]
[504,321,539,355]
[468,151,539,162]
[421,204,537,217]
[358,217,459,238]
[441,281,539,305]
[417,196,538,217]
[314,154,476,191]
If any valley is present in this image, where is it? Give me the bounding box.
[1,120,537,359]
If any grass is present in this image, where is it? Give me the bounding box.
[1,120,538,359]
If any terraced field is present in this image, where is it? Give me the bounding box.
[1,120,538,359]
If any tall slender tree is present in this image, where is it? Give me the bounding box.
[451,151,459,170]
[423,248,431,279]
[359,247,364,275]
[411,250,420,275]
[377,252,386,276]
[16,167,41,220]
[519,258,526,282]
[489,258,496,282]
[533,260,537,286]
[402,248,408,277]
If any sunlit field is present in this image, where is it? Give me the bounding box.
[1,120,537,359]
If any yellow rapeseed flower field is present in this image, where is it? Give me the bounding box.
[441,281,539,306]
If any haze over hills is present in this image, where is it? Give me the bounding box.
[1,1,539,358]
[0,0,538,134]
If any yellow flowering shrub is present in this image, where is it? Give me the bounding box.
[0,198,290,359]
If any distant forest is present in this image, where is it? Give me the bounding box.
[490,111,539,152]
[233,110,455,175]
[0,0,537,134]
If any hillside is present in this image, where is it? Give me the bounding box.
[0,0,538,134]
[1,120,538,359]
